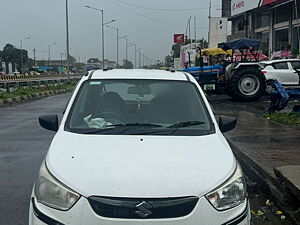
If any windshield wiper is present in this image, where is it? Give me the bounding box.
[79,127,117,134]
[124,123,162,127]
[167,121,206,128]
[105,123,162,128]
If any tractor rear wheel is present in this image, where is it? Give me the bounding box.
[227,67,265,101]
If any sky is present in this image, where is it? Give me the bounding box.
[0,0,222,64]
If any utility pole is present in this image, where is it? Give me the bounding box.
[66,0,70,77]
[33,48,36,68]
[194,17,197,43]
[208,0,212,47]
[295,0,300,56]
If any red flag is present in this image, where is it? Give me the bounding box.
[174,34,185,44]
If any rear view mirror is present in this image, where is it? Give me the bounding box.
[128,85,151,95]
[39,114,59,132]
[218,116,237,133]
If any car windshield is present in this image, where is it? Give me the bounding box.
[65,79,214,136]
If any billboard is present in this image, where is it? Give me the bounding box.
[209,17,228,48]
[174,34,185,44]
[260,0,282,6]
[231,0,261,16]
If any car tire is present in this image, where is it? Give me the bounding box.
[227,67,265,101]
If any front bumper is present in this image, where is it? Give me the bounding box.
[29,195,250,225]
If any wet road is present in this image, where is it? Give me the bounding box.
[0,94,71,225]
[0,93,292,225]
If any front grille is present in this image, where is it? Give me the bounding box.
[88,196,199,219]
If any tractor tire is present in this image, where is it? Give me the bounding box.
[227,67,265,101]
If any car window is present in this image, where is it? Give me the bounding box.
[290,61,300,69]
[273,62,288,69]
[65,79,214,136]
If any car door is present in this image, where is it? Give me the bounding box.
[288,61,300,84]
[272,62,295,85]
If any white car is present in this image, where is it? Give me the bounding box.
[29,69,250,225]
[260,59,300,85]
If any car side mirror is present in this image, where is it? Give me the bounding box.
[39,114,59,132]
[218,116,237,133]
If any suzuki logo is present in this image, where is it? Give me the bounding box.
[135,201,153,218]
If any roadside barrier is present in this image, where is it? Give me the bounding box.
[0,74,83,92]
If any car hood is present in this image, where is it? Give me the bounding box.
[46,131,236,198]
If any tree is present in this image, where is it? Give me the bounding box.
[122,59,134,69]
[1,43,28,72]
[87,58,100,64]
[164,55,173,67]
[68,54,76,63]
[25,58,35,68]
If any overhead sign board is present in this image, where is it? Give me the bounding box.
[231,0,261,16]
[209,17,228,48]
[174,34,185,44]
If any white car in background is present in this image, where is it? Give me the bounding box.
[29,69,250,225]
[260,59,300,85]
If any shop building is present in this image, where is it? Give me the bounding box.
[222,0,300,57]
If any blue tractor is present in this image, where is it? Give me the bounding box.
[183,38,267,102]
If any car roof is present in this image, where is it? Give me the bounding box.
[89,69,188,81]
[260,59,300,64]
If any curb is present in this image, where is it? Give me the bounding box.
[0,88,73,106]
[228,140,300,225]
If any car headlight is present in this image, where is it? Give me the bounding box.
[206,163,247,211]
[34,160,80,211]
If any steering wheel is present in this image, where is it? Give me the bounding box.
[97,111,125,125]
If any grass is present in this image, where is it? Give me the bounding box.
[263,112,300,126]
[0,82,76,99]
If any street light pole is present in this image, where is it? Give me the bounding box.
[125,37,128,62]
[106,25,119,68]
[142,54,145,68]
[127,43,135,67]
[137,48,142,68]
[101,10,104,68]
[117,36,126,67]
[48,42,56,75]
[134,44,137,69]
[20,37,30,75]
[85,6,115,69]
[129,43,136,68]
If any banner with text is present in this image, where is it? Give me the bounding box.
[231,0,261,16]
